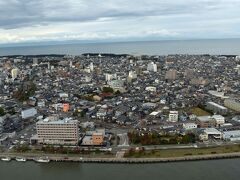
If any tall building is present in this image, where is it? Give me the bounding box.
[11,68,18,80]
[237,65,240,75]
[165,69,177,80]
[128,71,137,79]
[47,62,51,70]
[89,62,94,72]
[147,62,157,72]
[36,118,79,145]
[135,66,142,75]
[32,58,38,65]
[105,73,117,81]
[236,55,240,61]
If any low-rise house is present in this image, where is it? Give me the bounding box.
[96,108,107,119]
[223,130,240,141]
[183,123,198,130]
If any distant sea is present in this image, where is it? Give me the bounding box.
[0,39,240,56]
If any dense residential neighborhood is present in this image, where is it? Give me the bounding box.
[0,53,240,157]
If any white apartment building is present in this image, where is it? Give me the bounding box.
[183,123,198,130]
[168,111,178,122]
[212,115,225,126]
[147,62,157,72]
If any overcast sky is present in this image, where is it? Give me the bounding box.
[0,0,240,45]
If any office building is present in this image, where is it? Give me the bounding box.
[36,118,79,145]
[11,68,18,80]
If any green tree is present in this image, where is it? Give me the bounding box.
[102,87,114,93]
[0,107,5,116]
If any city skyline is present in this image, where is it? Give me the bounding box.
[0,0,240,45]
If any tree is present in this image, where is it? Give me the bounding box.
[102,87,114,93]
[0,107,5,116]
[115,90,121,95]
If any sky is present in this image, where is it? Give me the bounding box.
[0,0,240,45]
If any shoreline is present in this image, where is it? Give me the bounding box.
[1,152,240,164]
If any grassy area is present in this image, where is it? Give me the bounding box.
[10,146,115,158]
[124,145,240,158]
[189,107,211,116]
[7,150,115,158]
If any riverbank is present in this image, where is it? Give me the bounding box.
[1,151,240,164]
[125,144,240,158]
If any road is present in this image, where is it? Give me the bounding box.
[117,133,129,147]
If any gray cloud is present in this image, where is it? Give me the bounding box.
[0,0,240,43]
[0,0,237,29]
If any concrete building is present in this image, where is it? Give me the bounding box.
[223,130,240,141]
[108,79,124,92]
[81,129,105,146]
[197,116,216,128]
[21,108,37,119]
[199,128,222,141]
[237,65,240,75]
[105,73,117,81]
[165,69,177,80]
[183,123,198,130]
[36,118,79,145]
[206,102,228,115]
[212,115,225,126]
[224,99,240,112]
[11,68,18,80]
[168,111,178,122]
[145,86,157,92]
[89,62,94,72]
[69,60,73,68]
[128,71,137,79]
[147,62,157,72]
[92,132,104,145]
[33,58,38,65]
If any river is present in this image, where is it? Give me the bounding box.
[0,159,240,180]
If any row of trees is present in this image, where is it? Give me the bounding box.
[128,132,196,145]
[13,81,37,101]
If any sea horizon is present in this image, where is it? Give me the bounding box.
[0,38,240,56]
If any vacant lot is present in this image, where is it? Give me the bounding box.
[189,107,211,116]
[125,145,240,158]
